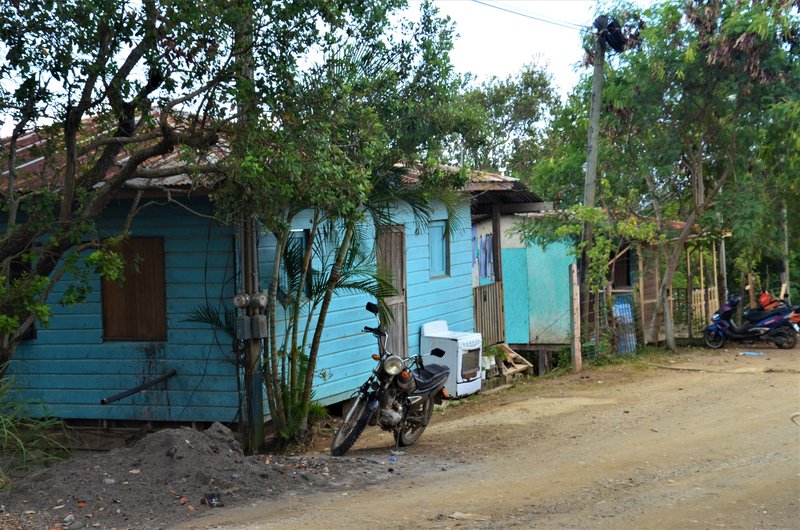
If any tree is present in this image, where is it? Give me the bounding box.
[211,0,466,443]
[516,0,798,350]
[0,1,408,374]
[442,64,558,173]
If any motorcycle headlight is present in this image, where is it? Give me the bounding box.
[382,355,404,375]
[712,314,719,322]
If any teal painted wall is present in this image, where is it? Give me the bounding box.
[526,241,574,344]
[7,198,241,422]
[6,198,475,421]
[259,200,475,406]
[501,248,530,344]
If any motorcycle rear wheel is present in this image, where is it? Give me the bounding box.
[704,329,726,349]
[775,330,797,350]
[397,395,434,447]
[331,395,370,456]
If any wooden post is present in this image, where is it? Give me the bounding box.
[712,241,718,309]
[570,263,582,373]
[686,249,693,339]
[747,272,756,308]
[699,249,706,324]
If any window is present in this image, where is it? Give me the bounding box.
[428,220,449,278]
[612,247,632,289]
[281,229,313,300]
[102,238,166,341]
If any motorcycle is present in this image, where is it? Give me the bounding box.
[330,302,450,456]
[747,292,800,335]
[704,295,797,350]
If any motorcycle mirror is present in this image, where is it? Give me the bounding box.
[365,301,379,315]
[430,348,446,358]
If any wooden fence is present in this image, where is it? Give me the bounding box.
[473,281,505,346]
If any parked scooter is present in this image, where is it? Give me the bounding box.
[330,302,450,456]
[746,292,800,334]
[704,295,797,349]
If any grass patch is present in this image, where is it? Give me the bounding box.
[0,375,72,491]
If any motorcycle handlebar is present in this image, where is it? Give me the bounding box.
[363,326,383,335]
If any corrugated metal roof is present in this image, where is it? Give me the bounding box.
[0,116,224,194]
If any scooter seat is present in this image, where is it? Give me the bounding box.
[413,363,449,391]
[745,306,790,323]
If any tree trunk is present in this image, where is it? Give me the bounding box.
[290,210,319,396]
[781,199,791,303]
[298,220,355,434]
[265,228,289,430]
[647,168,729,351]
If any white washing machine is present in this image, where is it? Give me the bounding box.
[420,321,482,397]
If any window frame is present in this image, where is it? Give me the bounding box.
[428,220,450,279]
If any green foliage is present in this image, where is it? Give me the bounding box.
[444,62,559,172]
[184,303,237,338]
[0,375,72,491]
[515,205,658,292]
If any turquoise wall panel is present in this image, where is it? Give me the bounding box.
[501,248,530,344]
[526,241,574,344]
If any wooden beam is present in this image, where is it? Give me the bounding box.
[491,204,503,282]
[473,202,553,216]
[465,182,515,192]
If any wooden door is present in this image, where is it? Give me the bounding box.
[377,225,408,357]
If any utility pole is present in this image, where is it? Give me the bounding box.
[234,0,264,453]
[579,20,607,341]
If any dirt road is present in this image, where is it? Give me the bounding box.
[185,347,800,529]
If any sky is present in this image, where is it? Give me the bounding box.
[421,0,646,97]
[1,1,648,136]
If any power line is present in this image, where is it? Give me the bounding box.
[468,0,587,31]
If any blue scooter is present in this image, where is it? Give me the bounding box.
[704,295,797,349]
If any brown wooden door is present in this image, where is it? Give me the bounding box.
[377,225,408,357]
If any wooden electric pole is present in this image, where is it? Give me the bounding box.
[235,0,264,453]
[579,24,606,342]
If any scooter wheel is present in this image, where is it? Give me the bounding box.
[775,330,797,350]
[704,329,726,349]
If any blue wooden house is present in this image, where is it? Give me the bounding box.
[5,182,474,424]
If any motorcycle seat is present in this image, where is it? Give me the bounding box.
[745,306,790,323]
[413,363,449,390]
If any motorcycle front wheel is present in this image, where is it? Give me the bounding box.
[331,394,371,456]
[704,329,726,349]
[397,395,434,447]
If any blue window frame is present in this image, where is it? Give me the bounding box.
[429,220,449,278]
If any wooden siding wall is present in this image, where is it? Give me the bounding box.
[8,200,240,422]
[260,201,475,406]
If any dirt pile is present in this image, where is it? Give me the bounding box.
[0,422,412,530]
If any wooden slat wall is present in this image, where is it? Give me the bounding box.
[8,200,240,422]
[474,281,505,345]
[268,202,475,406]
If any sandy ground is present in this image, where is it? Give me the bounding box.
[183,345,800,530]
[2,345,798,529]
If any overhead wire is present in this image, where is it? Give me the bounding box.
[468,0,588,31]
